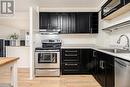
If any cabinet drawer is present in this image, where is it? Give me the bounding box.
[64,54,78,57]
[62,62,80,74]
[35,69,60,76]
[63,49,79,54]
[64,49,79,53]
[63,56,80,62]
[63,62,80,70]
[62,49,80,61]
[63,63,79,72]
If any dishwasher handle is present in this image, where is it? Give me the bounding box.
[115,60,127,67]
[115,58,130,68]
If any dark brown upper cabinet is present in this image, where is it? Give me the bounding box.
[60,13,77,34]
[39,12,61,31]
[39,12,49,29]
[39,12,98,34]
[101,0,125,19]
[90,13,99,33]
[76,13,90,33]
[75,12,98,33]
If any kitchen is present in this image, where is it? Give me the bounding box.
[0,0,130,87]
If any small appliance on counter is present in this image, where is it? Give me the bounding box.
[25,32,30,46]
[0,39,6,57]
[20,40,25,46]
[34,39,62,76]
[5,40,11,46]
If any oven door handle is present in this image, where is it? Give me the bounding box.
[35,52,60,54]
[43,70,57,72]
[35,50,60,52]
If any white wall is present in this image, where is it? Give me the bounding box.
[97,10,130,48]
[0,12,29,30]
[0,25,20,39]
[0,12,29,39]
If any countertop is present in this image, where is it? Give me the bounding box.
[6,46,30,47]
[61,44,130,61]
[0,57,19,66]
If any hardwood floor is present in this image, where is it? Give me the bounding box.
[0,68,101,87]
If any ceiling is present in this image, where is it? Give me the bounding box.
[15,0,107,12]
[37,0,105,8]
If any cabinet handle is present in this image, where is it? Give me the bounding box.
[65,50,78,53]
[65,54,78,56]
[102,61,105,69]
[100,60,105,69]
[65,64,78,66]
[91,28,92,33]
[45,70,57,72]
[89,15,91,33]
[93,51,96,57]
[99,61,102,68]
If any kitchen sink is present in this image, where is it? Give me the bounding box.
[100,49,130,53]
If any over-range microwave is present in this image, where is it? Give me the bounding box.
[101,0,125,18]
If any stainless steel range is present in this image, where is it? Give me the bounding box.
[35,39,61,76]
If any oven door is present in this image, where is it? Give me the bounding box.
[35,50,60,68]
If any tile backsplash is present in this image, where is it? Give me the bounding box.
[34,34,97,47]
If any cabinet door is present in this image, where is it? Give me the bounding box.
[68,13,76,33]
[49,13,59,29]
[60,13,76,34]
[62,49,80,62]
[80,49,92,74]
[90,13,98,33]
[60,13,69,34]
[97,52,106,87]
[39,12,49,29]
[106,64,114,87]
[39,12,61,30]
[106,55,115,87]
[62,62,80,74]
[76,13,90,33]
[91,50,98,78]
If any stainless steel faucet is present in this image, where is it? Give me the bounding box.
[117,34,130,50]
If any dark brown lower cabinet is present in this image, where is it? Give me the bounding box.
[61,49,80,74]
[61,49,92,74]
[96,52,106,87]
[61,49,115,87]
[92,50,115,87]
[105,54,115,87]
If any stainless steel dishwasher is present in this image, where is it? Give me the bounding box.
[115,58,130,87]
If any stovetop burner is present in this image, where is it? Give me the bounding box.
[35,39,62,51]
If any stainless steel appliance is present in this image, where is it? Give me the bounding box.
[35,39,61,76]
[115,58,130,87]
[102,0,124,17]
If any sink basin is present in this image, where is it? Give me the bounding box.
[100,49,130,53]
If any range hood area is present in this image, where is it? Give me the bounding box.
[39,27,61,34]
